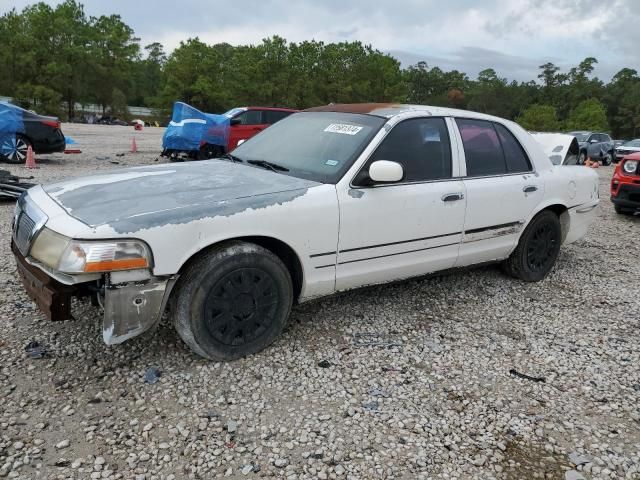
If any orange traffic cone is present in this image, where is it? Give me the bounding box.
[130,137,138,153]
[25,145,37,169]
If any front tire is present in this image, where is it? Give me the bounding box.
[502,210,562,282]
[578,151,587,165]
[0,134,31,164]
[171,241,293,361]
[603,153,612,166]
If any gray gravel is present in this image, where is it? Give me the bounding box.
[1,124,639,479]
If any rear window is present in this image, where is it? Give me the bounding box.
[457,119,531,176]
[264,110,292,124]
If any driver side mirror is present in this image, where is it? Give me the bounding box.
[589,138,598,143]
[368,160,404,183]
[230,118,242,126]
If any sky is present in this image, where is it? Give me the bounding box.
[1,0,636,82]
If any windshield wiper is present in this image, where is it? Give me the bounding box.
[247,159,289,172]
[220,153,243,163]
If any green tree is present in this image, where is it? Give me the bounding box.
[565,99,609,131]
[516,104,560,131]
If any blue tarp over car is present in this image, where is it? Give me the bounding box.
[0,102,25,149]
[162,102,229,152]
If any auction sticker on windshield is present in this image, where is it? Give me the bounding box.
[324,124,363,135]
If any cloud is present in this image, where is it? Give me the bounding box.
[1,0,636,81]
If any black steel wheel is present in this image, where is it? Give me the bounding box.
[0,134,31,164]
[203,267,280,347]
[502,210,562,282]
[172,241,293,361]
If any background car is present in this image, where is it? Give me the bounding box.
[569,131,615,165]
[613,139,628,149]
[611,151,640,215]
[614,138,640,162]
[530,132,580,165]
[162,103,298,160]
[225,107,298,150]
[0,101,65,164]
[97,116,128,126]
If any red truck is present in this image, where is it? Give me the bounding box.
[611,151,640,215]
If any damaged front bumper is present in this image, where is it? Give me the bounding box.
[12,241,176,345]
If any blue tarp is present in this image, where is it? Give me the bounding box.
[162,102,230,152]
[0,102,25,155]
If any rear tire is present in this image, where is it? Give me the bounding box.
[502,210,562,282]
[0,134,31,164]
[171,241,293,361]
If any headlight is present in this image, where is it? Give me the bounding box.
[30,228,151,273]
[623,160,638,174]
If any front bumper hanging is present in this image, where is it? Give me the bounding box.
[12,241,176,344]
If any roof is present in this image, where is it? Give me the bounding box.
[303,103,510,122]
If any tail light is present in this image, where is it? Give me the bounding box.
[40,119,61,129]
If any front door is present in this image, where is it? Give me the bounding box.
[453,118,544,266]
[228,110,267,150]
[335,117,466,291]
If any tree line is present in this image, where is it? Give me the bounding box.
[2,1,639,138]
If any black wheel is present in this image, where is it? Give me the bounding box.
[578,151,587,165]
[603,153,612,166]
[502,210,562,282]
[0,134,31,164]
[171,241,293,361]
[198,143,223,160]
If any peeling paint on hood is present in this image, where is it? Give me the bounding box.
[43,160,320,234]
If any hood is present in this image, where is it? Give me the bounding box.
[43,160,320,234]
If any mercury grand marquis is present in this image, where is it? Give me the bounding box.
[11,104,599,360]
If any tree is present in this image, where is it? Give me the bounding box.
[565,99,609,132]
[516,104,560,131]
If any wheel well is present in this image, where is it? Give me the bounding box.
[542,204,569,243]
[179,236,304,301]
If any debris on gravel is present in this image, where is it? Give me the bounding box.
[0,124,639,479]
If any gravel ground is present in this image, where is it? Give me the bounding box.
[0,124,639,480]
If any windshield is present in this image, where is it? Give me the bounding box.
[570,132,590,142]
[623,139,640,147]
[223,107,245,118]
[230,111,386,183]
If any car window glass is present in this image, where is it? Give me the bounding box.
[456,119,507,176]
[602,134,611,142]
[264,110,291,124]
[235,110,263,125]
[494,123,532,172]
[364,117,452,183]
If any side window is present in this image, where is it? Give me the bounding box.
[234,110,263,125]
[361,117,452,183]
[602,134,612,143]
[494,123,532,173]
[264,110,291,124]
[456,119,507,176]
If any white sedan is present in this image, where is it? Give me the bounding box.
[11,104,599,360]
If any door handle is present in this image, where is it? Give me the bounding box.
[442,193,464,202]
[523,185,538,193]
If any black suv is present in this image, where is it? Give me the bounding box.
[569,131,615,165]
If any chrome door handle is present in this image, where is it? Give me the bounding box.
[523,185,538,193]
[442,193,464,202]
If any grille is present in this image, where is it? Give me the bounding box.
[14,211,36,255]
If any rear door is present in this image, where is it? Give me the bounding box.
[454,118,543,267]
[228,109,266,150]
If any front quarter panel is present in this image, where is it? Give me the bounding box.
[91,183,340,300]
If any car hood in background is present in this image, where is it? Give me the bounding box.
[43,160,320,234]
[530,133,580,165]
